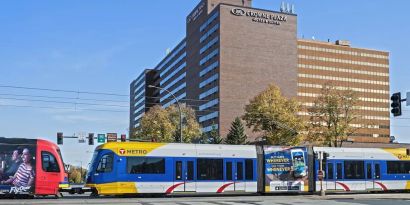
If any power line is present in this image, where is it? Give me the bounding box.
[0,97,129,108]
[0,93,129,103]
[0,104,128,113]
[0,85,129,97]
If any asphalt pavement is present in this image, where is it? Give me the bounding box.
[1,193,410,205]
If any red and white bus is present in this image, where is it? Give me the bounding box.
[0,137,68,197]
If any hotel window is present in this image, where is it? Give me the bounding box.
[199,111,219,122]
[161,72,186,94]
[160,52,187,77]
[202,124,218,132]
[199,11,219,32]
[161,62,186,86]
[199,49,219,66]
[199,99,219,111]
[200,61,219,77]
[200,37,219,54]
[199,74,219,88]
[163,93,186,108]
[160,83,186,103]
[200,23,219,43]
[199,86,218,99]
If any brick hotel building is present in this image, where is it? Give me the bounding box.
[130,0,390,143]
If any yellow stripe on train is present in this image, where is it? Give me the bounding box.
[96,142,166,156]
[382,148,410,160]
[89,182,138,195]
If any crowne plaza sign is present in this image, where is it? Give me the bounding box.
[231,8,287,25]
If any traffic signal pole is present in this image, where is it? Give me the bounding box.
[319,151,325,196]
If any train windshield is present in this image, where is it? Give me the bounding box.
[88,150,99,172]
[56,148,66,172]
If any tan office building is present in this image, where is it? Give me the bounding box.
[297,39,390,143]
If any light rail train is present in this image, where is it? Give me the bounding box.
[85,142,410,196]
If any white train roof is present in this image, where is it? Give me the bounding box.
[313,147,409,160]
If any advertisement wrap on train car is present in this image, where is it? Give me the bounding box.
[264,146,309,192]
[0,141,37,195]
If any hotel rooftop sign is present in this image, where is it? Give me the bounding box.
[230,8,287,25]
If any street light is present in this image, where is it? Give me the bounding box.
[148,85,183,143]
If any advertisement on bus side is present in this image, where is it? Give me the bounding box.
[0,142,36,195]
[264,146,308,192]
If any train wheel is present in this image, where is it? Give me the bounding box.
[90,190,99,198]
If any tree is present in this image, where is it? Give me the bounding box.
[134,105,202,143]
[225,117,248,145]
[136,105,176,142]
[207,124,223,144]
[67,165,87,183]
[243,84,305,146]
[307,83,360,147]
[167,105,202,143]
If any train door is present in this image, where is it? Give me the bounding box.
[234,159,245,191]
[335,161,344,191]
[365,161,381,190]
[174,159,195,192]
[37,150,61,195]
[365,162,374,190]
[224,159,245,192]
[325,161,335,190]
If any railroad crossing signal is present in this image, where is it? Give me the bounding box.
[391,92,402,117]
[97,134,106,143]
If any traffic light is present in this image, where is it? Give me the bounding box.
[391,92,402,117]
[120,134,126,142]
[88,133,94,145]
[57,132,63,145]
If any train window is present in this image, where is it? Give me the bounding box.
[197,158,223,180]
[375,164,380,179]
[96,153,113,173]
[175,161,182,180]
[327,163,334,179]
[237,162,244,180]
[41,151,60,173]
[387,161,410,174]
[366,163,372,179]
[127,157,165,174]
[245,159,253,180]
[336,163,342,179]
[344,161,365,179]
[226,162,232,180]
[187,161,194,180]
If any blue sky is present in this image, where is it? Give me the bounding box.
[0,0,409,166]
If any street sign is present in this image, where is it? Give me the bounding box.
[97,134,106,143]
[318,170,324,180]
[107,133,117,142]
[78,132,86,143]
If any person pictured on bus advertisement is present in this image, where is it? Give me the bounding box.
[0,148,35,188]
[0,149,22,180]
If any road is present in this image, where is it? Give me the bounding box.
[1,193,410,205]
